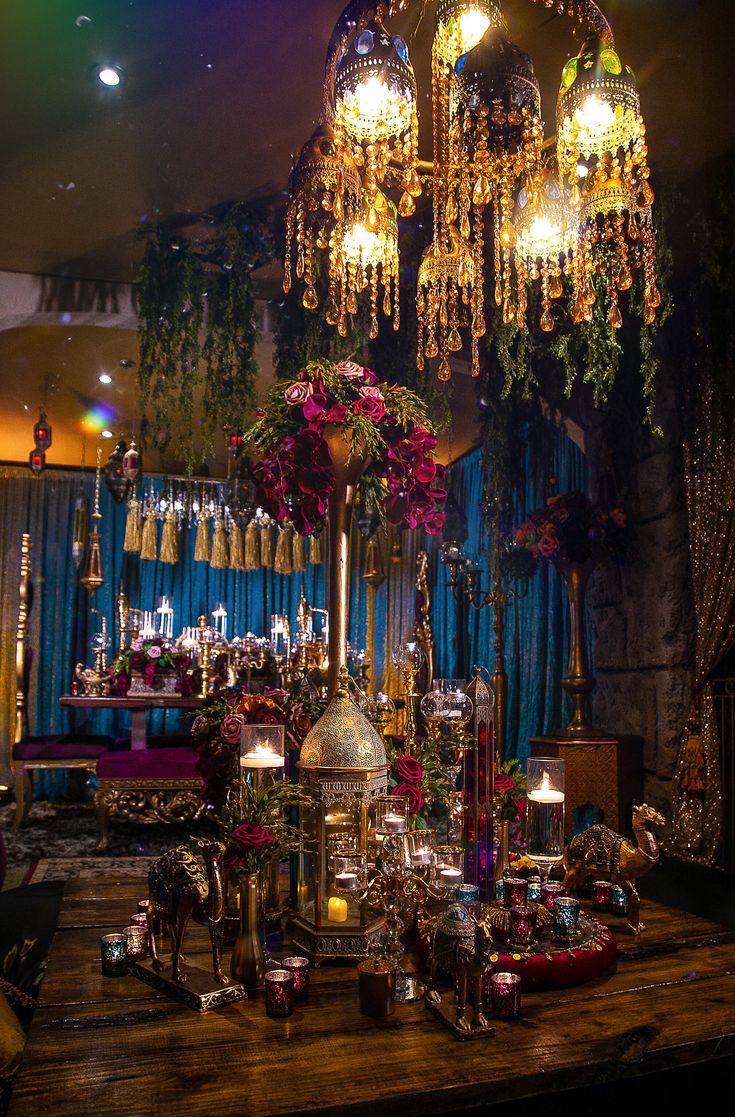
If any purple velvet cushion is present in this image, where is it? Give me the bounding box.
[97,747,200,781]
[14,740,109,760]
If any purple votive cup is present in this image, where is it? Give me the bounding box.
[540,881,564,912]
[509,903,536,947]
[282,956,310,1003]
[491,972,522,1020]
[264,968,294,1018]
[592,880,612,912]
[503,877,528,911]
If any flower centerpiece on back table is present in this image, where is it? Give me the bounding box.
[109,636,193,696]
[513,490,628,737]
[247,359,447,695]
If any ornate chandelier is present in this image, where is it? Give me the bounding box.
[284,0,659,380]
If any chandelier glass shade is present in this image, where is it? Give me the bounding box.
[285,0,660,378]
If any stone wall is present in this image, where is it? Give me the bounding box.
[589,375,695,819]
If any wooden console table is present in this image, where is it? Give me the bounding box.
[8,876,735,1116]
[60,695,203,750]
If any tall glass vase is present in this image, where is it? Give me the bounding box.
[556,557,601,737]
[322,424,372,698]
[230,871,266,989]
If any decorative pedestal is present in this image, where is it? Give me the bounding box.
[529,735,643,840]
[131,956,247,1013]
[129,673,179,696]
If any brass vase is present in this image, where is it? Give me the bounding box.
[322,424,372,697]
[230,871,266,989]
[557,557,603,737]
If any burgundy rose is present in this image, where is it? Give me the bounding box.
[494,774,515,794]
[353,395,386,423]
[361,367,379,386]
[220,712,246,744]
[392,781,424,815]
[229,822,274,848]
[324,403,349,424]
[302,385,329,422]
[395,755,423,784]
[130,651,144,670]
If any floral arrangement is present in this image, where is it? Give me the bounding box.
[190,687,323,810]
[385,737,452,829]
[246,358,447,536]
[494,756,527,858]
[513,490,627,568]
[109,637,192,696]
[220,778,314,876]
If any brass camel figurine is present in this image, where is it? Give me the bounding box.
[563,803,666,935]
[427,904,494,1035]
[147,840,226,984]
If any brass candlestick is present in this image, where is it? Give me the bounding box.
[197,615,214,698]
[81,449,105,595]
[392,642,425,756]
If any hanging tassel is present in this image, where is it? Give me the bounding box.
[194,512,210,562]
[260,522,273,568]
[159,510,178,565]
[274,523,293,575]
[244,519,260,570]
[309,532,322,565]
[140,508,158,562]
[292,531,306,572]
[123,497,142,554]
[210,514,228,569]
[229,521,245,570]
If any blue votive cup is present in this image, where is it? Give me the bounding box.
[553,896,581,938]
[527,876,542,903]
[610,885,628,915]
[495,879,505,902]
[100,933,127,976]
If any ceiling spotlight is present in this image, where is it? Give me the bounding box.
[98,373,112,384]
[100,429,114,439]
[95,64,125,88]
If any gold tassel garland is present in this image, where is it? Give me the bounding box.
[260,523,273,568]
[309,532,322,565]
[274,524,293,575]
[244,519,260,570]
[159,510,178,565]
[292,531,306,572]
[123,497,142,553]
[194,513,210,563]
[140,508,158,562]
[229,521,245,570]
[210,515,228,569]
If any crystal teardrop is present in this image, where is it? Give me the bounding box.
[369,317,379,339]
[609,303,623,329]
[646,284,661,308]
[548,273,563,299]
[638,180,655,207]
[447,326,462,352]
[399,191,416,217]
[282,270,291,294]
[643,302,656,326]
[473,174,491,206]
[346,291,358,315]
[326,299,340,326]
[425,335,438,359]
[438,355,452,381]
[502,299,515,325]
[460,211,471,239]
[302,285,319,311]
[500,219,516,248]
[616,265,632,291]
[408,170,423,198]
[540,307,554,332]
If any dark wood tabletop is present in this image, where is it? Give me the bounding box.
[60,696,203,710]
[9,876,735,1117]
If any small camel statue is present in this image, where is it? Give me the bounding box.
[563,803,666,934]
[427,903,493,1034]
[147,840,226,984]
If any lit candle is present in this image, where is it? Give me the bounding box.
[439,867,463,884]
[240,745,285,769]
[527,770,565,804]
[327,896,348,922]
[335,872,359,891]
[411,848,431,866]
[382,813,406,834]
[491,972,521,1020]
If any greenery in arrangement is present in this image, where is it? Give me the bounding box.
[109,636,192,695]
[137,205,272,469]
[383,735,452,829]
[220,778,314,876]
[494,755,528,859]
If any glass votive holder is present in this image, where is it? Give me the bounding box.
[282,956,310,1004]
[100,933,127,976]
[405,828,435,871]
[592,880,612,912]
[240,723,286,773]
[610,884,628,915]
[264,968,295,1019]
[130,913,148,927]
[553,896,581,938]
[494,879,505,902]
[332,850,365,893]
[509,904,536,947]
[455,883,480,903]
[527,876,542,903]
[491,972,522,1020]
[433,845,464,891]
[123,924,148,960]
[540,881,565,912]
[503,877,528,911]
[374,795,408,837]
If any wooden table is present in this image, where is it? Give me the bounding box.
[9,876,735,1116]
[60,696,203,749]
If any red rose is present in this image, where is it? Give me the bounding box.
[395,755,423,784]
[494,774,515,793]
[392,782,424,815]
[229,823,273,848]
[354,395,386,423]
[220,712,245,744]
[538,533,559,558]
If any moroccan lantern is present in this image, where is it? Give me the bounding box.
[122,439,140,482]
[33,410,52,451]
[103,439,131,504]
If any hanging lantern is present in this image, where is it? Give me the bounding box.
[72,491,88,566]
[513,167,573,332]
[362,535,385,590]
[80,449,105,595]
[33,410,52,451]
[416,226,476,379]
[329,188,399,339]
[122,439,140,482]
[103,439,131,504]
[28,448,45,475]
[434,0,504,68]
[227,430,245,458]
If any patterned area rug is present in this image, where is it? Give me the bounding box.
[27,856,155,883]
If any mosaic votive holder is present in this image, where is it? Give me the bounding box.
[100,933,127,976]
[130,913,148,927]
[527,876,542,903]
[491,972,522,1020]
[509,904,536,947]
[610,885,628,915]
[553,896,581,938]
[540,881,564,912]
[264,968,295,1019]
[123,924,148,960]
[455,883,480,903]
[503,877,528,911]
[282,956,310,1004]
[592,880,612,912]
[494,879,505,902]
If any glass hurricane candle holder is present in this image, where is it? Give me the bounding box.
[282,956,310,1003]
[491,972,521,1020]
[610,884,628,915]
[405,828,435,872]
[264,968,295,1018]
[123,924,148,960]
[332,851,366,893]
[100,933,127,976]
[503,877,529,911]
[540,881,565,913]
[525,757,565,884]
[433,845,464,891]
[240,724,285,774]
[592,880,612,912]
[553,896,581,938]
[137,900,149,915]
[373,795,408,837]
[509,904,536,947]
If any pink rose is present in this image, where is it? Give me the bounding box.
[284,381,312,407]
[538,533,559,558]
[220,712,246,744]
[353,395,386,423]
[131,638,144,651]
[147,645,162,659]
[359,385,384,402]
[335,360,365,380]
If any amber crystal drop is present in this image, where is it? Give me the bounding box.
[438,354,452,381]
[540,307,555,332]
[399,191,416,217]
[302,285,318,311]
[447,326,462,352]
[346,291,358,315]
[548,273,563,299]
[609,302,623,329]
[425,334,438,359]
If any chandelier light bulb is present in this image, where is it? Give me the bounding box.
[573,94,616,143]
[457,8,492,53]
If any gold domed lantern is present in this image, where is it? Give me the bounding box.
[291,668,388,962]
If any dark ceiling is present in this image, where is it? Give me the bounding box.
[1,0,732,284]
